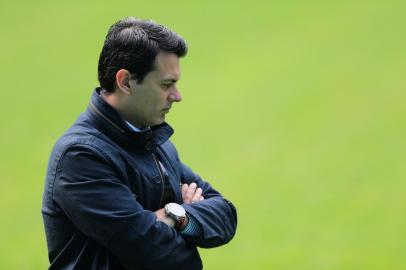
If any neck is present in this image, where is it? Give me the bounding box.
[100,89,145,130]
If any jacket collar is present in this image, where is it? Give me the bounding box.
[86,87,174,152]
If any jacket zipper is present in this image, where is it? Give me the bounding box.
[152,151,165,208]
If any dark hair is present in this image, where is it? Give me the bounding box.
[98,17,188,92]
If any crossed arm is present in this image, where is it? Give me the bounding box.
[53,145,237,269]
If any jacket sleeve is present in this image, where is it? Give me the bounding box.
[53,144,201,270]
[178,162,238,248]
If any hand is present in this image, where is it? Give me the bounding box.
[155,208,175,227]
[181,182,204,204]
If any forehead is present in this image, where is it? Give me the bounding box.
[151,52,180,80]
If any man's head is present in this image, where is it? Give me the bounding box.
[98,17,187,92]
[97,17,187,128]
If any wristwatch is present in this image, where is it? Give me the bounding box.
[165,203,187,230]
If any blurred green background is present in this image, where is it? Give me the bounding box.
[1,0,405,269]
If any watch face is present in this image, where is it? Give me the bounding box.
[167,203,186,217]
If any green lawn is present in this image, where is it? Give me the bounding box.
[1,0,405,269]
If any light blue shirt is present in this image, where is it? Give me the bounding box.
[125,121,144,132]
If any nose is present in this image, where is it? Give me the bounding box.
[169,87,182,102]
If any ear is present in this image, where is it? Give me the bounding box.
[115,69,132,95]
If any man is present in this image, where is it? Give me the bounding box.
[42,17,237,270]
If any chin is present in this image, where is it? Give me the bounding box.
[151,118,165,127]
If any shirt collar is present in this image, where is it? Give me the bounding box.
[126,121,150,133]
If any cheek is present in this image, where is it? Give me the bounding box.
[156,93,168,106]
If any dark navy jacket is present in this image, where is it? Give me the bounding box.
[41,88,237,270]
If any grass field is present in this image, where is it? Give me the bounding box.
[1,0,405,269]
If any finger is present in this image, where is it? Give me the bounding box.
[191,187,203,203]
[200,196,204,201]
[184,182,197,204]
[181,184,188,199]
[184,183,197,203]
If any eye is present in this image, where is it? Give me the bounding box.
[162,83,174,89]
